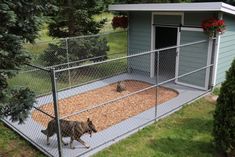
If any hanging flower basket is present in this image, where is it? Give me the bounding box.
[112,16,128,29]
[201,18,225,37]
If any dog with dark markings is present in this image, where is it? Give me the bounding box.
[41,118,97,149]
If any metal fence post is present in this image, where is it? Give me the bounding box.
[50,68,63,157]
[155,50,160,121]
[65,38,72,88]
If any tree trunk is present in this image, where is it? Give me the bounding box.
[67,0,76,36]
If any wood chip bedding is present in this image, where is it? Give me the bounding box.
[32,80,178,131]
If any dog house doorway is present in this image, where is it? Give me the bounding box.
[155,26,178,81]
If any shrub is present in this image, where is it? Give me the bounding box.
[40,36,109,66]
[40,43,67,66]
[213,59,235,156]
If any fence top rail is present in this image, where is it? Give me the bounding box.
[26,63,50,72]
[56,39,208,73]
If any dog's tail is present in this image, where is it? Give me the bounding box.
[41,129,47,135]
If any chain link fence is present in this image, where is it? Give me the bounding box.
[4,36,215,157]
[3,65,60,157]
[19,31,128,93]
[24,31,127,68]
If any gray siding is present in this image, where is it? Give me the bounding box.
[184,12,216,26]
[128,12,151,74]
[154,14,181,25]
[216,13,235,84]
[178,31,209,88]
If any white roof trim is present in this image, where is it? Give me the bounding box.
[109,2,235,15]
[221,2,235,15]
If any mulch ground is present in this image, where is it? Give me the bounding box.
[32,80,178,131]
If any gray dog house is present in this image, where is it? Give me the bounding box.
[109,2,235,90]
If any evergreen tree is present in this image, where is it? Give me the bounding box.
[0,0,54,123]
[48,0,106,38]
[44,0,109,66]
[213,59,235,156]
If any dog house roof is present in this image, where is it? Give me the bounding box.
[109,2,235,15]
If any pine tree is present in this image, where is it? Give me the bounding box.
[0,0,54,123]
[48,0,106,38]
[213,59,235,156]
[44,0,109,65]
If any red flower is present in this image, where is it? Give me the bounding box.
[201,18,225,37]
[217,20,224,26]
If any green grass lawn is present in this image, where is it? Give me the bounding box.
[107,31,127,58]
[93,12,114,32]
[0,97,216,157]
[8,72,52,95]
[212,87,220,96]
[93,98,217,157]
[0,123,45,157]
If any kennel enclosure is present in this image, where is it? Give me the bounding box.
[2,2,235,157]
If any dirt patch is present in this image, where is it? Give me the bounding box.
[204,94,218,104]
[32,80,178,131]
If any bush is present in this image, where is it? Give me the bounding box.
[213,59,235,156]
[40,36,109,66]
[40,43,67,66]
